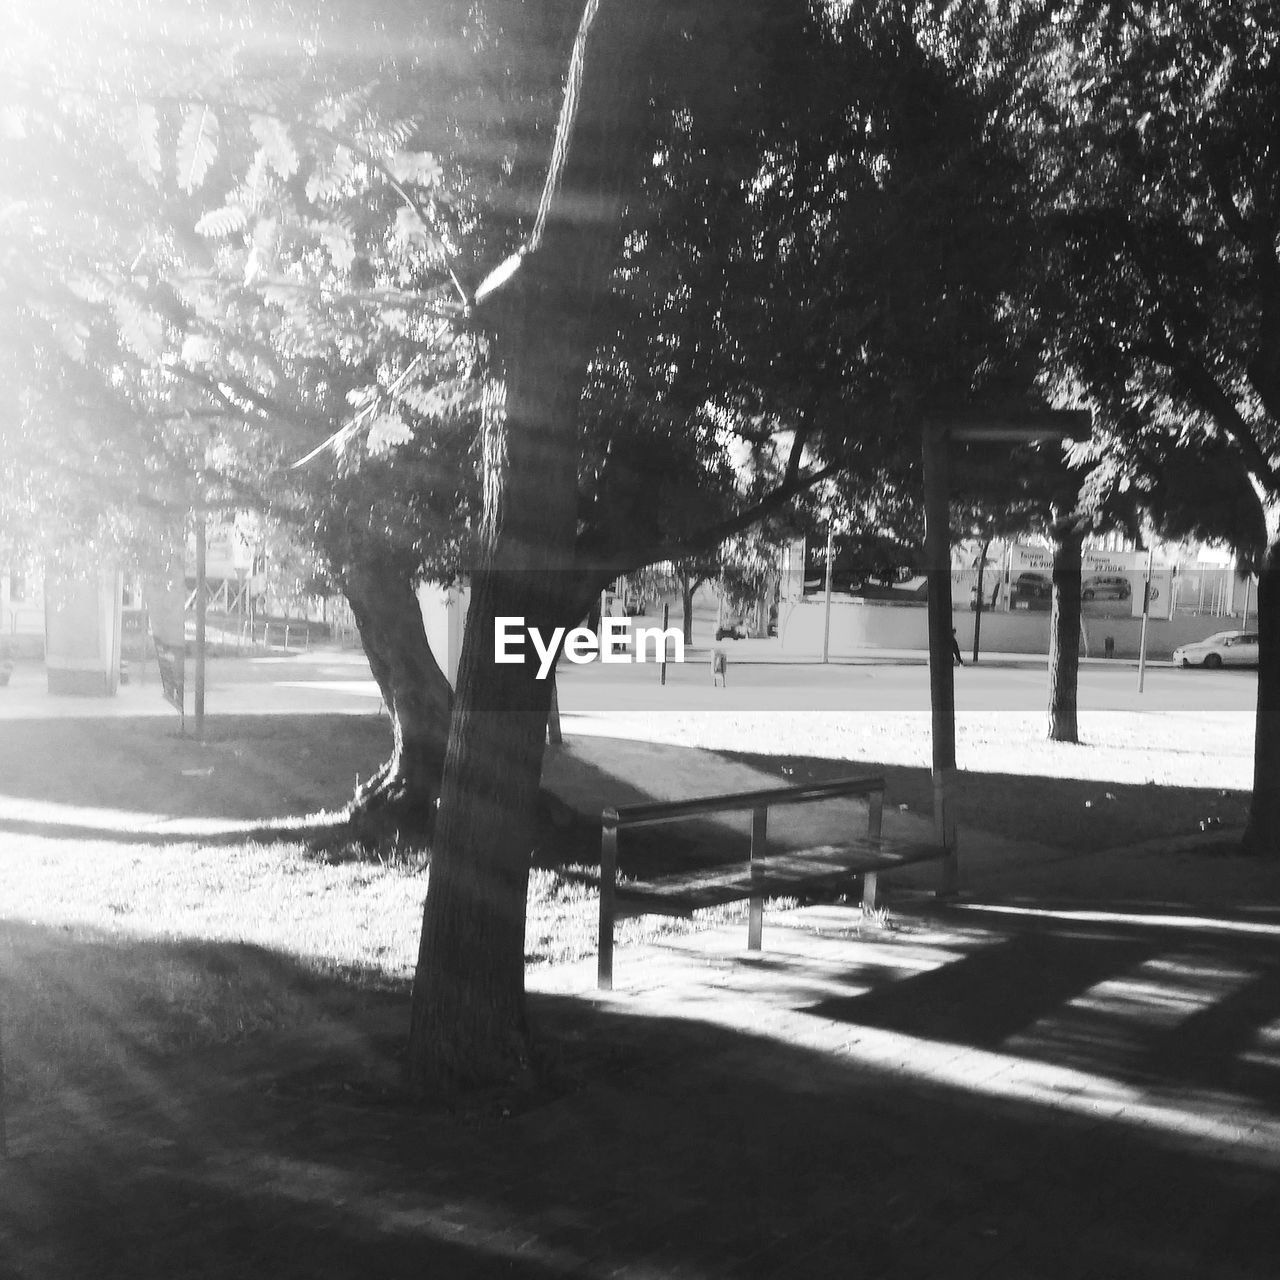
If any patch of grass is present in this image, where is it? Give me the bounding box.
[0,923,333,1106]
[0,839,745,1106]
[716,749,1250,854]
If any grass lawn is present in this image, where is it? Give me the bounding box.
[0,713,741,1110]
[718,749,1248,854]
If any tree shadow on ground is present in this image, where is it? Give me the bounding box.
[0,715,392,847]
[716,747,1249,854]
[531,736,1250,884]
[3,901,1280,1278]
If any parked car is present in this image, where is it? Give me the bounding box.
[1172,631,1259,669]
[715,620,746,641]
[1082,574,1131,602]
[1009,571,1052,609]
[1012,571,1051,596]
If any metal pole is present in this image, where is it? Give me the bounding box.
[921,424,958,892]
[1137,545,1155,693]
[660,602,669,685]
[821,524,834,663]
[195,515,206,739]
[1242,574,1252,629]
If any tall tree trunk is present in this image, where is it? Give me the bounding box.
[407,0,665,1092]
[1243,531,1280,856]
[340,553,452,837]
[409,568,563,1089]
[1047,524,1083,743]
[680,573,695,645]
[971,537,990,664]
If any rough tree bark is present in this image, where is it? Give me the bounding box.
[971,537,991,664]
[407,0,664,1092]
[340,552,453,836]
[1047,522,1083,743]
[678,570,697,646]
[1243,523,1280,856]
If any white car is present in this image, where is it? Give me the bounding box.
[1172,631,1259,669]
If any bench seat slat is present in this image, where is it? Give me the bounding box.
[612,838,946,913]
[756,839,949,885]
[616,868,755,911]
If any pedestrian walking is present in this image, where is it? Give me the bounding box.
[951,628,963,666]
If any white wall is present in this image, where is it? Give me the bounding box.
[779,598,1256,661]
[418,582,468,688]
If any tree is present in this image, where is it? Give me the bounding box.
[1,0,485,836]
[621,555,719,645]
[5,0,1084,1086]
[1023,1,1280,849]
[407,0,877,1089]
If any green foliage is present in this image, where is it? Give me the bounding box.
[0,0,496,583]
[1023,1,1280,543]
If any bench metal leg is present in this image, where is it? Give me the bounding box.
[598,817,618,990]
[861,788,884,910]
[867,789,884,842]
[748,806,767,950]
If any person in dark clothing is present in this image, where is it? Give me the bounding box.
[951,628,963,666]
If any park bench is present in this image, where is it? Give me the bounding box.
[597,775,952,990]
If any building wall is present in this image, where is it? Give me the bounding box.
[1,567,46,656]
[778,598,1253,661]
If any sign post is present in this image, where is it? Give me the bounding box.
[1137,545,1155,693]
[934,409,1092,895]
[921,423,959,892]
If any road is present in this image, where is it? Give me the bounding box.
[553,649,1257,715]
[0,644,1258,721]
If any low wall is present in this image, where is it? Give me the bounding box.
[777,598,1252,661]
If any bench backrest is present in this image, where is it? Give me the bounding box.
[603,775,886,832]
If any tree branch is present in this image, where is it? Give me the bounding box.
[1204,161,1252,245]
[1247,210,1280,425]
[584,459,842,587]
[1122,228,1279,490]
[1140,334,1279,490]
